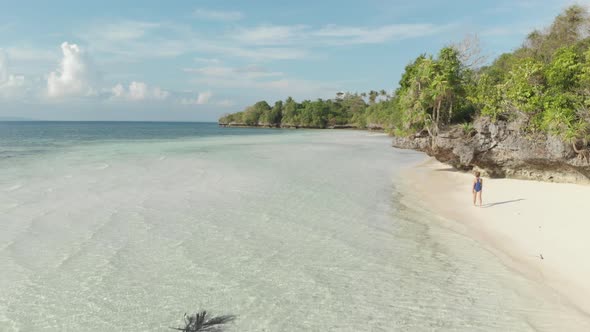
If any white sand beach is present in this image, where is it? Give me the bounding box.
[404,158,590,317]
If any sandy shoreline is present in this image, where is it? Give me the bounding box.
[402,157,590,318]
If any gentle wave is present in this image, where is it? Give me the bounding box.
[94,163,110,170]
[4,184,22,192]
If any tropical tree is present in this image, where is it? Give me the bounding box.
[434,47,464,125]
[468,73,505,120]
[281,97,300,126]
[545,46,581,89]
[368,90,378,104]
[503,58,545,120]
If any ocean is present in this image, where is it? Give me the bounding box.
[0,122,588,331]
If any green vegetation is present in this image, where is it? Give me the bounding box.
[460,122,475,137]
[220,5,590,156]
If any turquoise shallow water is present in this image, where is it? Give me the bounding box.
[0,122,589,331]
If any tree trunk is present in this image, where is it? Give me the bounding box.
[432,106,436,125]
[572,140,581,153]
[448,99,453,124]
[436,99,442,127]
[572,140,590,164]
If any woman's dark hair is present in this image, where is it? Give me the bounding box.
[475,171,481,177]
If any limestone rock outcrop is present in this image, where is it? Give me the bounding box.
[392,118,590,183]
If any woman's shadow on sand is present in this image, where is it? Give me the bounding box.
[482,199,525,208]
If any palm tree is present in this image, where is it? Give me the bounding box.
[171,311,236,332]
[430,75,450,130]
[369,90,378,104]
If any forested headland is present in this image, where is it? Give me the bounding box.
[219,6,590,181]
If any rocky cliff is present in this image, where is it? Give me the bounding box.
[392,118,590,183]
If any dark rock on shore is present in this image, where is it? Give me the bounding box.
[392,118,590,183]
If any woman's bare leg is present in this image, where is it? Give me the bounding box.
[473,191,476,206]
[478,191,483,206]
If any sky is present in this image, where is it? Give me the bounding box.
[0,0,582,121]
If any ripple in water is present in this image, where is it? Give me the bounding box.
[4,184,22,192]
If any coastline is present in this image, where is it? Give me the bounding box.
[401,157,590,318]
[218,123,385,131]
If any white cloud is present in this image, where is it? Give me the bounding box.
[110,81,169,101]
[76,18,444,63]
[186,66,233,77]
[78,20,162,49]
[100,21,161,41]
[181,91,235,107]
[184,64,283,79]
[78,21,191,60]
[181,91,213,105]
[0,50,27,98]
[255,78,339,98]
[111,83,125,98]
[128,81,149,100]
[194,57,221,64]
[196,91,212,104]
[231,23,446,47]
[486,0,560,14]
[5,46,57,62]
[152,87,170,100]
[233,25,308,45]
[185,61,339,100]
[234,64,269,73]
[210,45,309,60]
[480,19,548,37]
[0,74,25,94]
[1,18,450,106]
[47,42,96,98]
[314,24,443,44]
[189,74,340,100]
[193,8,243,21]
[0,51,7,83]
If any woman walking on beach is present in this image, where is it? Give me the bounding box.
[472,171,483,206]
